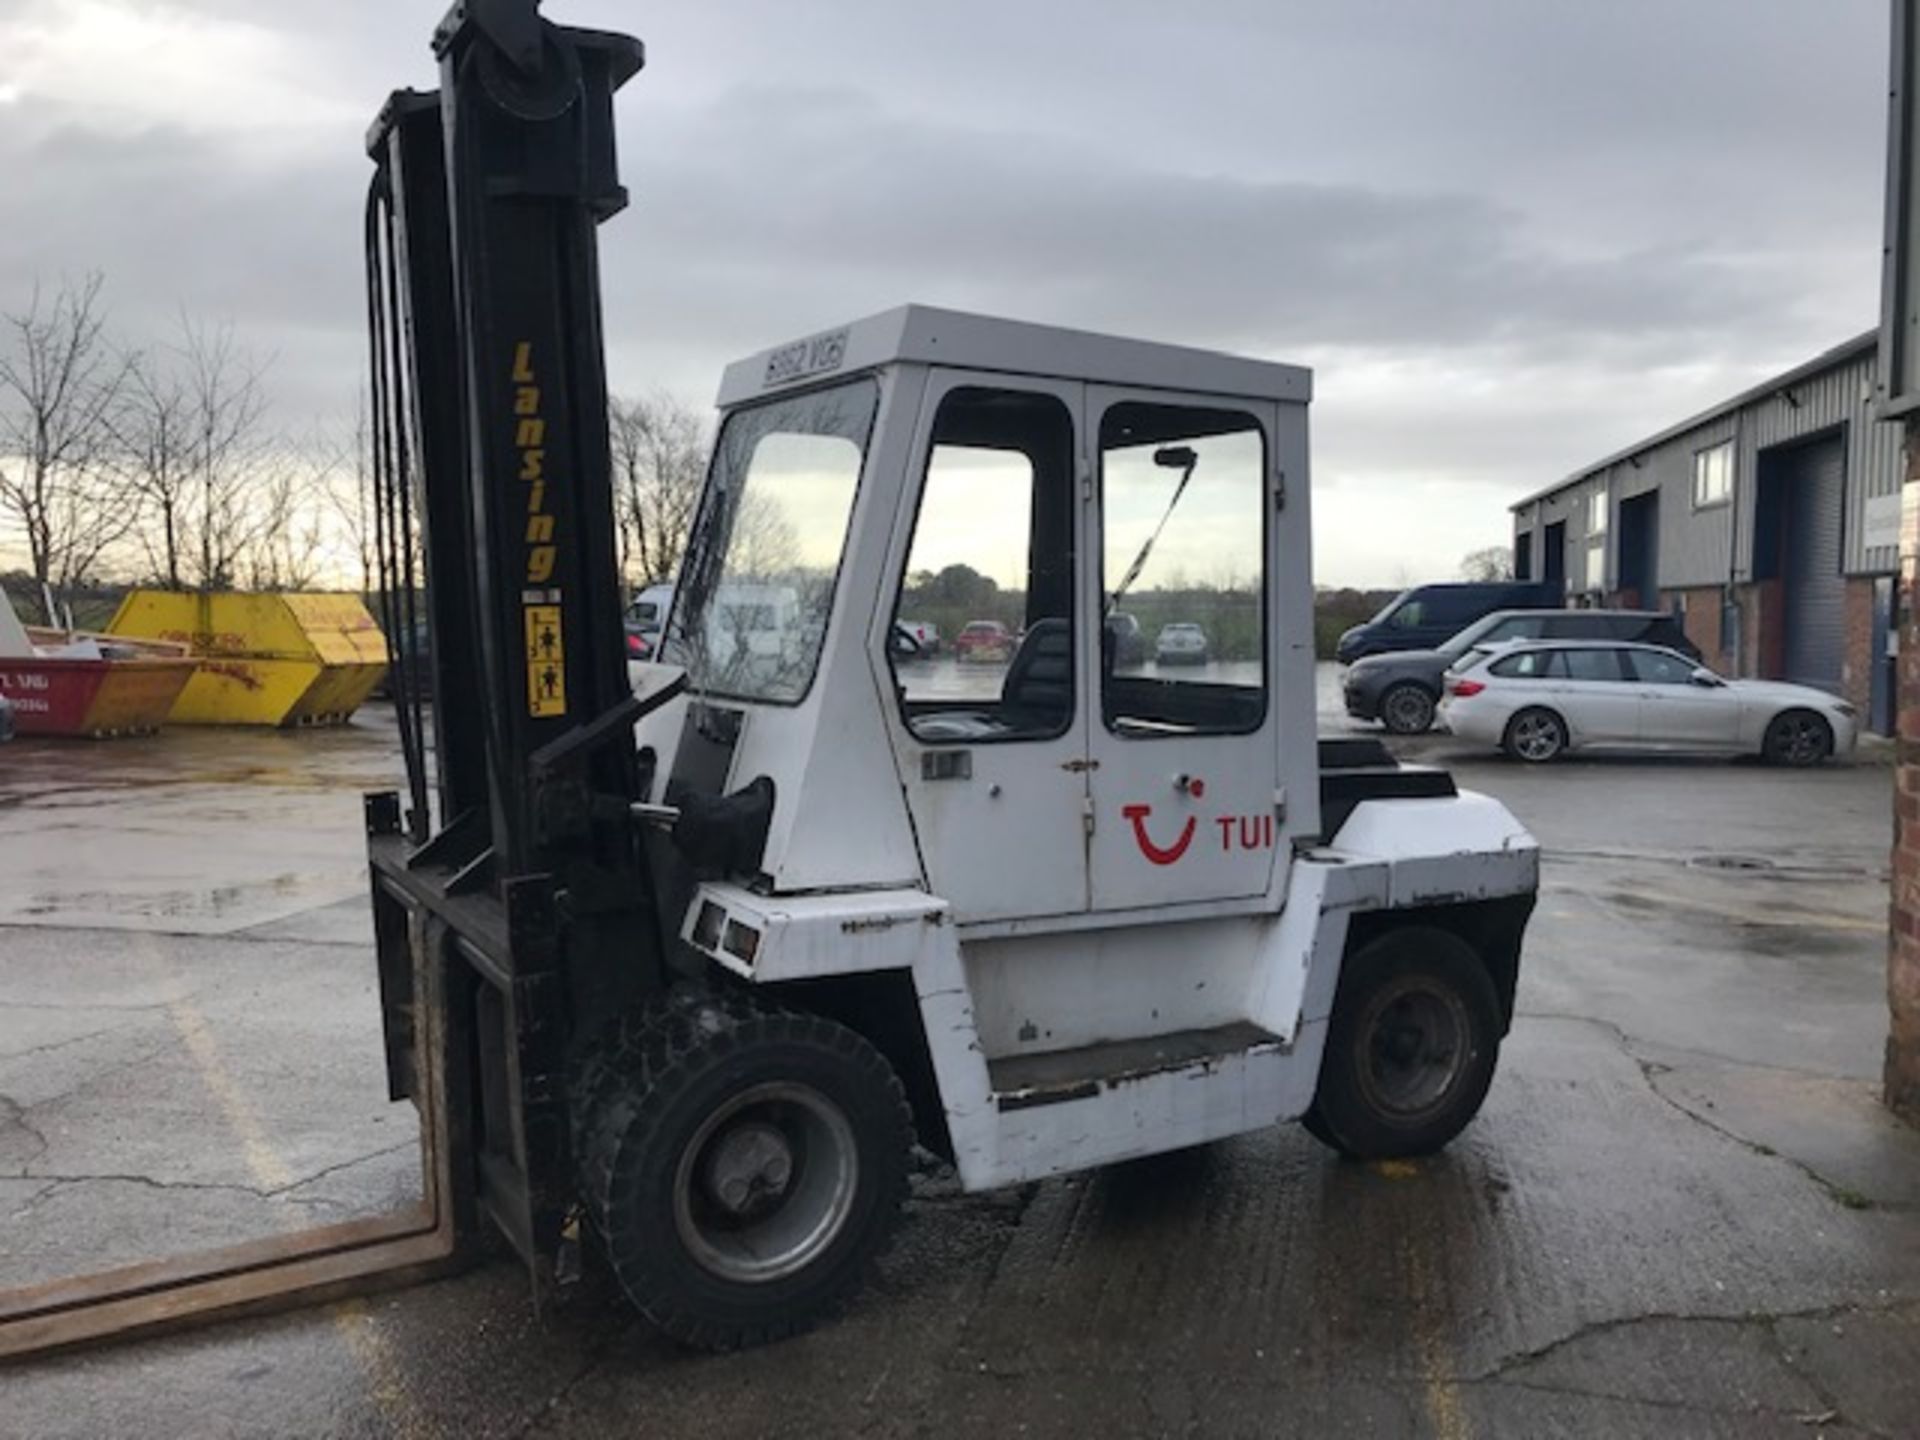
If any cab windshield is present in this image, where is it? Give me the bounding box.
[664,379,879,704]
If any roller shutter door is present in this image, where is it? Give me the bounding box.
[1782,435,1846,693]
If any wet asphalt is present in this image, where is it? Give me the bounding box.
[3,675,1919,1438]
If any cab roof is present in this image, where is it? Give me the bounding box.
[715,304,1313,410]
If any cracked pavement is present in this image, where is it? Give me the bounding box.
[4,690,1920,1436]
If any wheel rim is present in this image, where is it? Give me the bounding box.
[1384,687,1432,733]
[1357,981,1471,1119]
[1773,715,1825,764]
[672,1080,859,1285]
[1510,712,1561,760]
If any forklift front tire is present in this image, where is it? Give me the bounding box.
[1306,926,1501,1161]
[578,993,912,1350]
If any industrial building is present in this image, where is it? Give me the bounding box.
[1509,329,1905,734]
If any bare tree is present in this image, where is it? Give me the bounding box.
[610,390,706,587]
[1459,545,1515,583]
[238,430,341,592]
[321,401,377,598]
[113,344,192,588]
[0,275,136,621]
[177,318,272,591]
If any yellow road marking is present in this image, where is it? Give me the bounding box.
[155,961,439,1440]
[167,996,294,1191]
[1401,1230,1470,1440]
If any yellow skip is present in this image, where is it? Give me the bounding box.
[106,590,390,727]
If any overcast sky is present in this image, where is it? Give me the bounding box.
[0,0,1893,586]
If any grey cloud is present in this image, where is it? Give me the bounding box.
[602,85,1824,388]
[0,1,1889,583]
[0,113,374,418]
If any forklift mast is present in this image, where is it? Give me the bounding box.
[362,1,665,1296]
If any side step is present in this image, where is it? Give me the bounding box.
[988,1020,1286,1112]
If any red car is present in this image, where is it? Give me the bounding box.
[953,620,1014,663]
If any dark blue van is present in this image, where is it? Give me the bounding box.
[1335,581,1562,664]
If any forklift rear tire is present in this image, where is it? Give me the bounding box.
[1305,926,1501,1161]
[577,991,912,1350]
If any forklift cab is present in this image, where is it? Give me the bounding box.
[642,306,1318,931]
[618,307,1532,1334]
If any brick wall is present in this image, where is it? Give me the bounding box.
[1665,586,1726,666]
[1889,435,1920,1122]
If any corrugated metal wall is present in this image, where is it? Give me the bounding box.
[1511,343,1904,591]
[1733,350,1902,577]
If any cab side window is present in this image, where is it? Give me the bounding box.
[1099,402,1266,736]
[891,388,1075,743]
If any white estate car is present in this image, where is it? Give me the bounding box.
[1439,640,1858,766]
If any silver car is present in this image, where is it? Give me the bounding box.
[1154,622,1209,666]
[1438,640,1858,766]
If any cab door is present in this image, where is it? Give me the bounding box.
[882,373,1091,924]
[1083,388,1282,912]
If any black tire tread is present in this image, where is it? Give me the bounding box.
[575,988,912,1351]
[1379,681,1437,736]
[1306,926,1502,1162]
[1502,706,1567,763]
[1762,708,1833,767]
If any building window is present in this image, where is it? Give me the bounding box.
[1587,489,1608,535]
[1692,440,1732,509]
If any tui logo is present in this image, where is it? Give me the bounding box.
[1121,804,1196,866]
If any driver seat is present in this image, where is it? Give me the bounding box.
[998,616,1071,732]
[907,616,1072,742]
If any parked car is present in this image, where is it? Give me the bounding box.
[953,620,1014,663]
[1345,608,1700,735]
[1336,580,1562,664]
[889,621,928,661]
[1105,611,1146,667]
[897,619,941,655]
[624,625,654,662]
[0,691,13,743]
[1154,622,1210,666]
[1438,640,1857,766]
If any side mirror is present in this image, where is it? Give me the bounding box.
[1690,667,1722,688]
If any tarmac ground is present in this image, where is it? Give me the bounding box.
[2,671,1918,1438]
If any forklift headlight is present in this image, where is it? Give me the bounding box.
[722,919,762,966]
[693,899,725,951]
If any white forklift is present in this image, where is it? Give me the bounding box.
[360,2,1539,1354]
